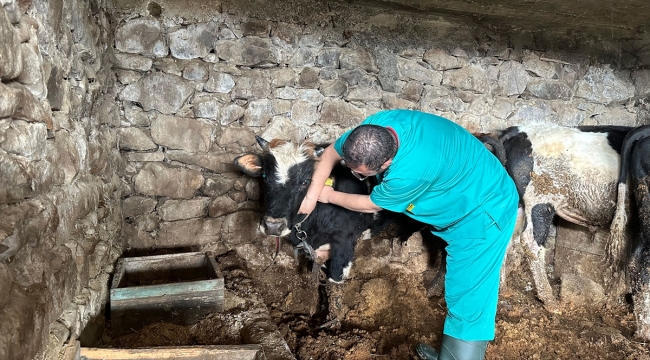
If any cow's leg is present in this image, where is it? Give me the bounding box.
[522,203,559,311]
[630,138,650,341]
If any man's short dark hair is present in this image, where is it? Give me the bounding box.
[342,125,397,170]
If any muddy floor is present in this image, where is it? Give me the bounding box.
[97,232,650,359]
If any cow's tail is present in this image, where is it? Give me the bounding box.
[607,125,650,267]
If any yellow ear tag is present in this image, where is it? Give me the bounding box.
[406,203,415,212]
[324,177,334,187]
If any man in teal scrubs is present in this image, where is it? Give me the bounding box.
[298,109,519,360]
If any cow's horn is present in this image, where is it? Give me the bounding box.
[255,136,269,150]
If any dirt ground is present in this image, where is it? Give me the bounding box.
[97,232,650,359]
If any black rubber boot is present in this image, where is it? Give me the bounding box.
[415,335,488,360]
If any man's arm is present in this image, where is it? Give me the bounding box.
[298,144,342,215]
[318,187,382,213]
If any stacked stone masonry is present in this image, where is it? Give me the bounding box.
[1,0,650,359]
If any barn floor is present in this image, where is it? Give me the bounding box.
[95,234,650,359]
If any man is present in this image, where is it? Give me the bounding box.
[298,109,518,360]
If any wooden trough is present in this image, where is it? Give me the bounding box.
[80,345,266,360]
[110,251,224,335]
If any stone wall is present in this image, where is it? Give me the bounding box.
[0,0,122,359]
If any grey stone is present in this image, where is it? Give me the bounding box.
[575,67,635,104]
[123,105,152,126]
[260,116,299,141]
[118,127,157,151]
[217,127,256,148]
[166,150,237,173]
[125,151,165,162]
[271,22,301,48]
[339,68,373,87]
[208,195,238,218]
[298,67,320,89]
[0,262,13,308]
[114,17,168,57]
[220,104,245,125]
[158,217,223,247]
[134,162,204,199]
[244,179,261,201]
[319,79,347,97]
[397,57,441,85]
[119,72,195,114]
[497,61,529,96]
[523,57,557,79]
[158,198,209,221]
[291,100,318,127]
[317,48,341,68]
[200,174,235,197]
[244,99,274,127]
[421,90,467,113]
[632,69,650,96]
[423,49,466,70]
[169,22,219,59]
[222,211,261,246]
[153,57,182,76]
[46,66,66,111]
[319,67,338,80]
[346,87,381,103]
[593,107,637,127]
[116,69,142,85]
[0,150,53,204]
[442,66,490,93]
[269,67,296,88]
[134,212,159,232]
[320,98,365,127]
[381,94,416,110]
[400,82,423,102]
[204,71,236,93]
[560,273,605,306]
[228,190,247,203]
[232,72,271,100]
[16,42,46,100]
[272,99,292,114]
[52,130,82,184]
[5,83,52,128]
[182,60,209,81]
[289,47,318,67]
[0,7,22,80]
[508,99,558,124]
[526,79,573,100]
[300,33,324,48]
[122,196,157,218]
[0,120,47,160]
[112,53,153,71]
[274,86,298,100]
[215,38,280,67]
[151,114,214,153]
[193,98,221,119]
[340,47,379,73]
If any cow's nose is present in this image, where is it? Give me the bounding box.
[263,217,287,236]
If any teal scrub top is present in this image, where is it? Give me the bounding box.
[334,109,518,241]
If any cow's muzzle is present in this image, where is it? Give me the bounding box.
[261,216,290,236]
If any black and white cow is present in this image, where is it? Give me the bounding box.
[497,123,635,310]
[610,125,650,340]
[234,136,419,283]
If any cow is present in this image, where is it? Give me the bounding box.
[609,125,650,340]
[496,123,636,311]
[233,136,424,284]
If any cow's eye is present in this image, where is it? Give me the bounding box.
[301,179,311,186]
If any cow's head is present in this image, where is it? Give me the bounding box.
[234,136,325,237]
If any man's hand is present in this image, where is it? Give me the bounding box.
[317,186,335,204]
[298,196,317,215]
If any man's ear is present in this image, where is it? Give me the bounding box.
[234,154,263,177]
[380,158,392,170]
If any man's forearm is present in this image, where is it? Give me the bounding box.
[328,191,382,213]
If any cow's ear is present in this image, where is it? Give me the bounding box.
[234,154,264,177]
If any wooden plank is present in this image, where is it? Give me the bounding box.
[122,252,207,274]
[80,345,266,360]
[110,280,223,301]
[111,257,127,289]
